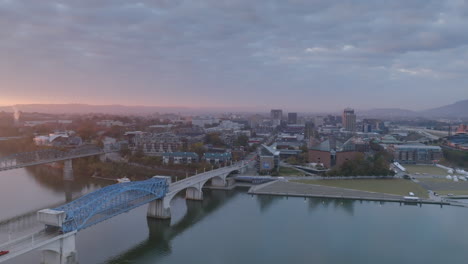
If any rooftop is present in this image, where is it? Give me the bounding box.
[162,152,199,158]
[394,145,441,150]
[204,152,232,158]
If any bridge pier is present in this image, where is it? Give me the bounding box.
[147,199,171,219]
[186,185,203,200]
[40,232,77,264]
[63,159,73,181]
[211,176,227,187]
[147,176,172,219]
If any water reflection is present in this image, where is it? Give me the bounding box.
[105,189,239,264]
[24,164,107,195]
[306,198,355,216]
[0,162,111,243]
[255,194,281,212]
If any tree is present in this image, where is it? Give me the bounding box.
[134,147,145,159]
[189,142,205,157]
[234,135,249,147]
[286,156,298,165]
[120,147,131,157]
[205,133,225,147]
[327,152,394,177]
[76,120,97,141]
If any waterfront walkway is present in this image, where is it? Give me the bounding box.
[249,181,449,205]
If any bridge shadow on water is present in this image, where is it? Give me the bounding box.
[105,189,240,264]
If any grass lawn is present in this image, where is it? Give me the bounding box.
[293,179,428,198]
[417,178,468,196]
[278,166,306,176]
[437,190,468,196]
[417,178,453,183]
[403,165,447,175]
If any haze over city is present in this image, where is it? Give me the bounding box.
[1,0,468,111]
[2,1,468,264]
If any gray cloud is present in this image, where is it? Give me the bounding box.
[0,0,467,111]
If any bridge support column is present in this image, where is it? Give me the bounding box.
[40,232,77,264]
[63,159,73,181]
[147,199,171,219]
[186,184,203,200]
[148,176,172,219]
[211,176,227,187]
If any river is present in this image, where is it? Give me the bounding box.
[2,165,468,264]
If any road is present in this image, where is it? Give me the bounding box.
[0,229,65,263]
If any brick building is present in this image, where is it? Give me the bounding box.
[308,137,365,168]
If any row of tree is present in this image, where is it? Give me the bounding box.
[327,151,395,176]
[443,148,468,168]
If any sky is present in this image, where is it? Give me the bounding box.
[1,0,468,111]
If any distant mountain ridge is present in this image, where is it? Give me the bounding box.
[422,99,468,118]
[358,108,418,117]
[359,99,468,118]
[0,104,190,115]
[0,99,467,117]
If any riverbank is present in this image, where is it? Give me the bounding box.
[248,181,449,206]
[293,178,428,198]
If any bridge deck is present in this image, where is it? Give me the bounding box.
[0,146,105,172]
[167,163,244,195]
[0,230,73,263]
[0,152,104,172]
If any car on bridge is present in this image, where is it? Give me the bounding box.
[0,251,9,256]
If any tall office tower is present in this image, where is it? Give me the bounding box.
[342,108,356,132]
[270,109,283,127]
[270,109,283,120]
[288,112,298,124]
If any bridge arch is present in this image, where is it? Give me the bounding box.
[148,163,247,220]
[53,177,168,232]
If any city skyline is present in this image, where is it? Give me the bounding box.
[1,1,468,111]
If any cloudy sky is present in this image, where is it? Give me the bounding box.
[1,0,467,111]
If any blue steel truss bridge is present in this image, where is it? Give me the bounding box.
[53,177,168,232]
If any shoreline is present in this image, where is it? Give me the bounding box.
[247,180,455,207]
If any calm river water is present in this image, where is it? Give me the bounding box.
[1,165,468,264]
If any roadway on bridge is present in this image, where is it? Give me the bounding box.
[0,146,104,172]
[0,229,62,263]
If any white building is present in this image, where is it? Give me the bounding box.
[24,120,72,127]
[219,120,244,130]
[96,120,125,127]
[33,131,81,146]
[191,117,219,127]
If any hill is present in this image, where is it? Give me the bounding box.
[422,99,468,118]
[357,108,418,118]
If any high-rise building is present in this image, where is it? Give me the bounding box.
[287,112,298,124]
[270,109,283,126]
[270,109,283,120]
[342,108,356,132]
[314,116,324,127]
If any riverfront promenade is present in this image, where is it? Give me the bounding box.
[249,181,450,205]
